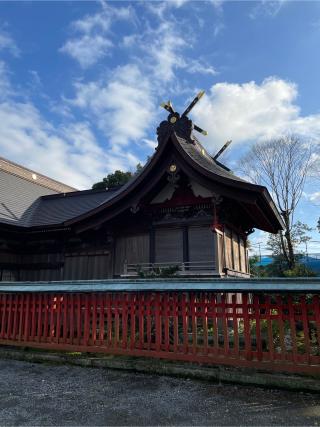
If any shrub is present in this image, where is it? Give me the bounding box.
[283,263,317,277]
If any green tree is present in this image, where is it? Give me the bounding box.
[267,221,313,258]
[92,163,145,190]
[92,170,133,190]
[266,221,314,276]
[249,255,268,277]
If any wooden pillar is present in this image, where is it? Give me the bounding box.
[230,230,235,270]
[149,226,155,264]
[214,229,224,276]
[183,226,189,265]
[244,238,249,274]
[238,235,242,272]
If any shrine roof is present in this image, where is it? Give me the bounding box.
[175,134,248,184]
[0,127,284,232]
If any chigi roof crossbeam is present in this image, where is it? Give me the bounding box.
[160,91,208,136]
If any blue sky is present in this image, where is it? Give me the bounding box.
[0,0,320,252]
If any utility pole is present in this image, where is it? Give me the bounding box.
[258,242,262,263]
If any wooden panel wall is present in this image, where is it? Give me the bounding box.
[63,251,112,280]
[232,235,240,272]
[155,228,183,263]
[224,228,233,270]
[239,238,247,273]
[114,234,149,276]
[223,228,248,274]
[1,251,113,281]
[188,226,215,263]
[0,250,20,281]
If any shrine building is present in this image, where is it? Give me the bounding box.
[0,93,284,281]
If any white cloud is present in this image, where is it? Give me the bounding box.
[191,77,320,152]
[60,2,134,68]
[60,35,113,69]
[142,138,157,150]
[0,58,141,189]
[0,100,109,189]
[0,29,19,57]
[308,192,320,203]
[146,0,190,19]
[0,61,12,98]
[187,59,218,76]
[70,64,156,150]
[125,21,216,86]
[144,22,188,83]
[213,22,225,37]
[249,1,287,19]
[71,11,110,34]
[210,0,224,13]
[62,11,200,154]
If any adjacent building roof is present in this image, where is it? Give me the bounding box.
[0,157,77,193]
[0,157,77,227]
[24,188,119,227]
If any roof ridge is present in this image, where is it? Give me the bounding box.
[40,186,120,200]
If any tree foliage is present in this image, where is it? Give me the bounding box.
[266,221,313,256]
[239,135,312,270]
[249,222,315,277]
[92,163,145,190]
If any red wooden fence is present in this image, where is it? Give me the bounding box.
[0,291,320,374]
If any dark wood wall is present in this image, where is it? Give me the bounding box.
[155,227,183,263]
[0,232,114,281]
[0,249,113,281]
[114,233,149,276]
[0,222,247,281]
[0,225,248,279]
[189,225,215,263]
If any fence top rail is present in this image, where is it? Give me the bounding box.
[0,278,320,293]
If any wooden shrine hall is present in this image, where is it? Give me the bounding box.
[0,92,284,281]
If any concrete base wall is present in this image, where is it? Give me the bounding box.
[0,346,319,393]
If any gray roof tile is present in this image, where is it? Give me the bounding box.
[175,134,247,183]
[26,189,117,227]
[0,170,57,226]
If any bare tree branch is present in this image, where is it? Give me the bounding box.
[238,135,312,269]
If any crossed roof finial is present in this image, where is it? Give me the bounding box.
[157,91,208,145]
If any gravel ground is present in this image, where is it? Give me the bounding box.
[0,359,319,426]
